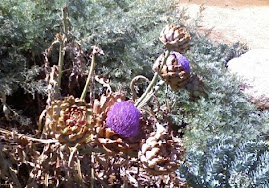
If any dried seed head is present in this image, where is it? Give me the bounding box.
[139,124,185,175]
[45,96,93,145]
[160,24,191,53]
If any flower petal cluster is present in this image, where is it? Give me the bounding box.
[106,101,141,138]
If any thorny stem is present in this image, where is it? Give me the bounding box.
[80,54,96,100]
[135,50,170,108]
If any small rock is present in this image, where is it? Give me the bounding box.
[227,49,269,109]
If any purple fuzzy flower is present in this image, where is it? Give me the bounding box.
[171,51,191,72]
[106,101,141,138]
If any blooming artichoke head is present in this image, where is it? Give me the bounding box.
[106,101,141,138]
[171,51,191,72]
[153,51,191,90]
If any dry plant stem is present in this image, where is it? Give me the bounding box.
[76,157,86,188]
[67,144,79,182]
[57,37,65,87]
[130,75,150,100]
[0,128,59,144]
[67,144,85,187]
[135,50,170,108]
[57,7,69,87]
[81,146,107,154]
[90,153,95,188]
[137,80,165,109]
[45,174,49,188]
[0,92,11,119]
[38,109,46,135]
[80,54,96,100]
[62,7,69,35]
[68,144,79,168]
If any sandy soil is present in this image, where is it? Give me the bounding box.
[181,0,269,7]
[178,0,269,49]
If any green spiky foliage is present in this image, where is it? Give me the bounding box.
[0,0,61,95]
[0,0,64,124]
[62,0,182,89]
[0,0,180,122]
[181,137,269,187]
[1,0,181,96]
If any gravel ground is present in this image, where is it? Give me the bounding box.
[178,0,269,49]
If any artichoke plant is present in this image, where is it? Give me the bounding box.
[45,96,94,145]
[139,124,184,175]
[153,51,191,90]
[106,101,141,138]
[94,93,142,155]
[153,50,207,100]
[93,91,126,127]
[159,24,191,53]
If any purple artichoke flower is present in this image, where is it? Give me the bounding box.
[106,101,141,138]
[171,51,191,73]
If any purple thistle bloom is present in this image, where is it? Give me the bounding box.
[106,101,141,138]
[171,51,191,72]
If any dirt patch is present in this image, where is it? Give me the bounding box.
[179,1,269,49]
[181,0,269,7]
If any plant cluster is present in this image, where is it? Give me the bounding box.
[0,1,268,187]
[0,5,195,186]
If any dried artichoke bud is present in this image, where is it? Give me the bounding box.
[45,96,94,145]
[97,127,140,156]
[153,51,191,90]
[139,124,184,175]
[185,75,208,101]
[160,24,191,53]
